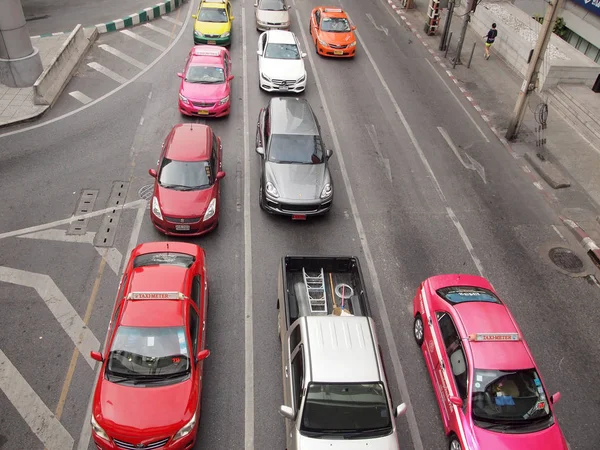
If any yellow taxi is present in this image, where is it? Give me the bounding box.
[192,0,234,46]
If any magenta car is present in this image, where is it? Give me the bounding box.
[178,45,233,118]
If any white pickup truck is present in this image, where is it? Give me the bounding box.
[276,256,408,449]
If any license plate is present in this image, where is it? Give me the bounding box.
[292,214,307,220]
[279,86,289,91]
[175,224,191,231]
[334,50,344,55]
[208,40,216,44]
[198,110,209,115]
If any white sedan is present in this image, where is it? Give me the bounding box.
[257,30,307,93]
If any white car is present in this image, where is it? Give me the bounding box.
[254,0,291,31]
[257,30,307,93]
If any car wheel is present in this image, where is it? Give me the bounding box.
[259,185,265,210]
[413,314,424,347]
[315,41,319,55]
[449,437,461,450]
[277,307,281,342]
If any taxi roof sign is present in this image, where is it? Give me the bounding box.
[324,8,343,13]
[468,333,520,342]
[194,48,221,57]
[128,291,184,300]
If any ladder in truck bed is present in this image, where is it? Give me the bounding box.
[302,267,327,314]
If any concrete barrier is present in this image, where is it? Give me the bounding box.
[33,24,98,106]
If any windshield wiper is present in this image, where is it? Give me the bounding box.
[160,183,193,191]
[110,371,189,385]
[345,426,391,439]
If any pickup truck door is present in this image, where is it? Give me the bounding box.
[283,322,303,450]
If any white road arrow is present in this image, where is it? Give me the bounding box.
[366,13,389,36]
[438,127,487,184]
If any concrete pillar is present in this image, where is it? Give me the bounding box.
[0,0,43,87]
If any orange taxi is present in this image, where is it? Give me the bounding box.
[309,7,357,57]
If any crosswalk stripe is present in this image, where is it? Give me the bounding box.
[87,62,128,84]
[143,23,173,37]
[98,44,147,69]
[161,15,183,26]
[120,29,166,51]
[68,91,93,104]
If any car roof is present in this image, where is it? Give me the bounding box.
[165,124,212,161]
[269,98,319,136]
[305,316,381,383]
[265,30,296,44]
[190,46,225,65]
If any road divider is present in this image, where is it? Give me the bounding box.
[95,0,187,34]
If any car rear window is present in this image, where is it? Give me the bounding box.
[133,252,195,268]
[436,286,501,304]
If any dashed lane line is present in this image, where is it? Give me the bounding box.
[120,29,166,51]
[143,23,173,37]
[87,62,128,84]
[98,44,147,69]
[161,15,183,26]
[68,91,93,104]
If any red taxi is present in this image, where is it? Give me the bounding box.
[90,242,210,450]
[178,45,234,117]
[412,274,568,450]
[149,123,225,236]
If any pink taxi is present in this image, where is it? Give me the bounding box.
[178,45,233,118]
[412,274,568,450]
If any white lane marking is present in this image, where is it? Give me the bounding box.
[552,225,565,241]
[68,91,93,104]
[87,62,128,84]
[446,208,484,276]
[120,29,166,51]
[97,247,123,275]
[162,15,183,26]
[438,127,487,184]
[0,267,101,369]
[143,23,173,37]
[98,44,147,69]
[139,116,145,126]
[0,349,74,450]
[241,6,254,450]
[0,199,146,241]
[534,181,544,190]
[366,13,389,35]
[425,59,489,142]
[295,7,424,449]
[0,0,191,139]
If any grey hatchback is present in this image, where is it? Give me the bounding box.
[255,97,334,218]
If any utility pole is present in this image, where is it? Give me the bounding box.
[505,0,566,140]
[452,0,474,65]
[439,0,455,51]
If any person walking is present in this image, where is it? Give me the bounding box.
[484,23,498,60]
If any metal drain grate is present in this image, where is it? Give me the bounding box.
[94,181,129,248]
[139,184,154,201]
[548,247,585,274]
[67,190,99,235]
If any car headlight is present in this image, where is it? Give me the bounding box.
[91,415,109,442]
[194,30,203,37]
[318,39,327,47]
[203,198,217,221]
[221,32,231,38]
[218,95,230,105]
[283,21,291,26]
[179,93,189,105]
[265,181,279,198]
[297,74,306,83]
[152,196,163,220]
[349,41,357,47]
[261,73,271,82]
[173,412,197,441]
[320,183,332,199]
[257,20,267,26]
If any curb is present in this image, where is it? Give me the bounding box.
[0,106,49,129]
[523,152,570,189]
[95,0,186,34]
[560,216,600,269]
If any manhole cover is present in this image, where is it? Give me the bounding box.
[548,247,584,273]
[138,184,154,200]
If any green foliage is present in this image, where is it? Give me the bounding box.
[532,15,569,40]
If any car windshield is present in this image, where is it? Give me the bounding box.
[186,65,225,83]
[301,383,392,436]
[259,0,286,11]
[199,7,228,23]
[264,43,300,59]
[472,369,551,423]
[159,158,213,190]
[436,286,501,305]
[268,134,323,164]
[321,17,351,32]
[107,326,190,378]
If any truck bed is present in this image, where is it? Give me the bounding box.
[282,256,371,325]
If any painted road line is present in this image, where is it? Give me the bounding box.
[143,23,172,37]
[295,4,424,448]
[438,127,487,184]
[0,266,101,369]
[0,349,74,450]
[161,15,183,26]
[87,62,128,84]
[120,29,166,51]
[98,44,147,69]
[69,91,93,104]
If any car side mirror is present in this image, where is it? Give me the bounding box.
[90,351,103,362]
[326,148,333,159]
[257,50,263,56]
[449,396,463,407]
[279,405,295,420]
[177,72,183,79]
[301,52,307,58]
[256,146,265,156]
[393,403,407,417]
[192,14,197,19]
[287,5,292,10]
[228,75,234,81]
[254,2,258,6]
[550,392,561,404]
[352,25,357,31]
[216,171,226,180]
[149,168,157,178]
[231,16,235,20]
[196,349,210,363]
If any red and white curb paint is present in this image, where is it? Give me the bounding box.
[385,0,557,205]
[560,216,600,267]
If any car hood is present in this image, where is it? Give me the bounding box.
[94,377,196,438]
[298,431,399,449]
[180,80,229,102]
[256,10,289,23]
[195,21,230,35]
[320,30,355,45]
[260,57,305,81]
[156,184,215,217]
[265,162,326,200]
[472,421,568,450]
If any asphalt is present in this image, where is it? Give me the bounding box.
[1,0,600,449]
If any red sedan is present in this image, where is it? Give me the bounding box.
[90,241,210,450]
[412,274,567,450]
[149,123,226,236]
